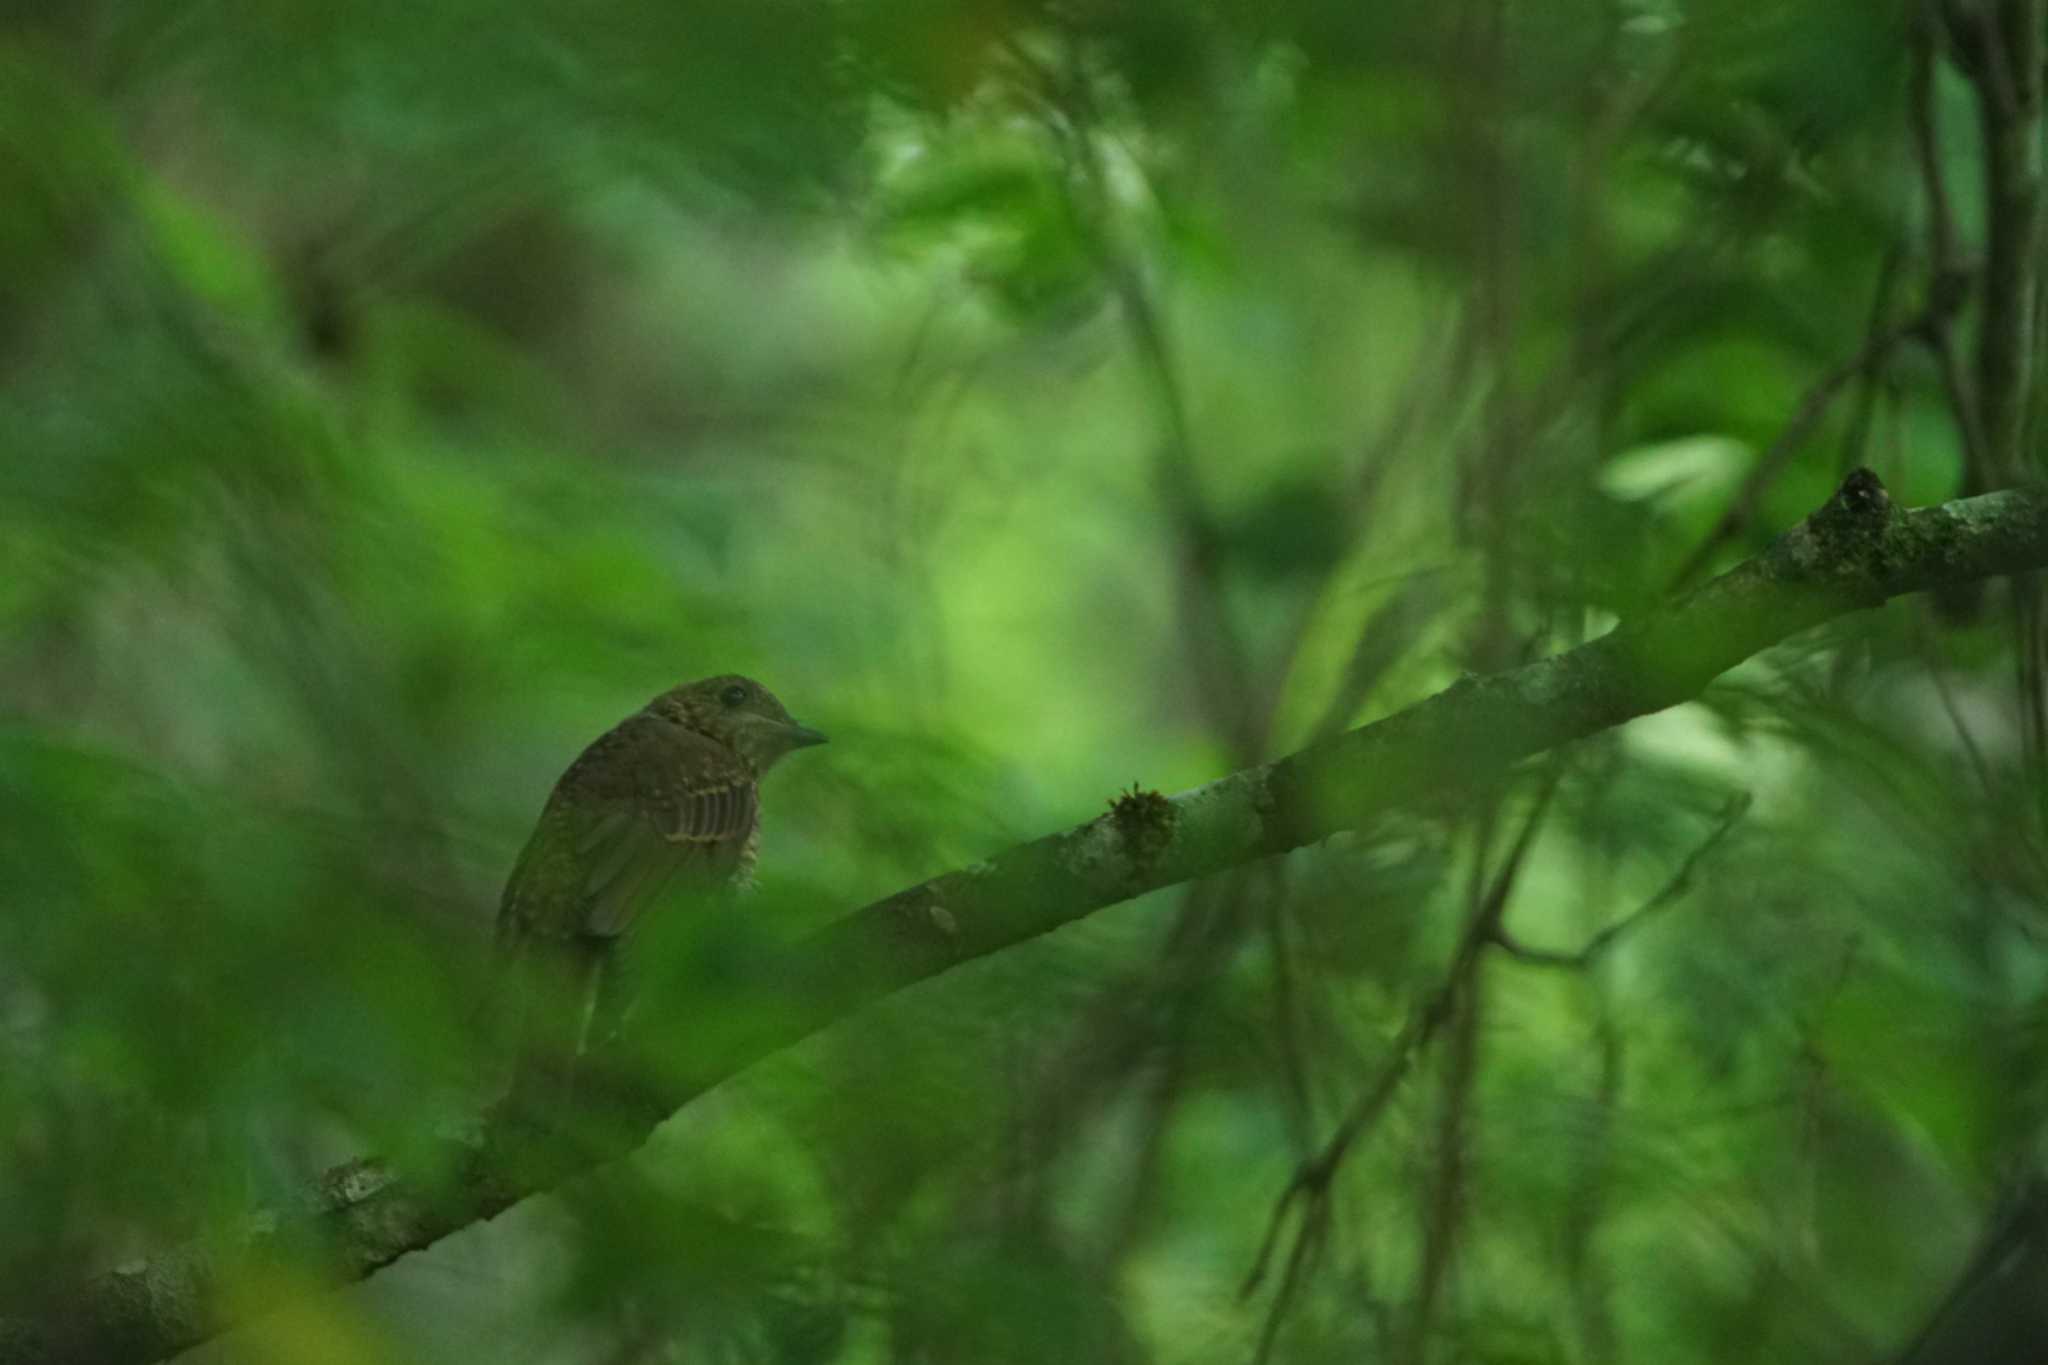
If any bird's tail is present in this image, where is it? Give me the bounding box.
[491,930,611,1133]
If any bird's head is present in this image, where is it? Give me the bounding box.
[650,674,828,774]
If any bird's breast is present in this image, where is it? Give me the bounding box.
[732,819,762,890]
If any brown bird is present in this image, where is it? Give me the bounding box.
[493,674,826,1121]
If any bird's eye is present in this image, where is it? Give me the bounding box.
[719,683,749,707]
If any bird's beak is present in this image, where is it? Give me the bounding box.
[783,722,829,749]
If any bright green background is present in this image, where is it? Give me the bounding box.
[2,3,2040,1362]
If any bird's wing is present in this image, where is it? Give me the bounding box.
[498,714,757,946]
[491,715,758,1117]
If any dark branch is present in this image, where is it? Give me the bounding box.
[11,471,2048,1365]
[1961,0,2042,485]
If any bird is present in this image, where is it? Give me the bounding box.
[491,674,826,1127]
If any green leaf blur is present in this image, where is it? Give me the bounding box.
[2,3,2043,1364]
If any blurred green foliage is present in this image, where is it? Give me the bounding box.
[3,2,2045,1363]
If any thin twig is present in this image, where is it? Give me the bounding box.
[1920,628,1999,798]
[1930,327,1994,484]
[1490,793,1751,970]
[1239,1006,1425,1302]
[1677,7,1998,591]
[1912,6,1966,283]
[1039,37,1263,759]
[1671,313,1933,591]
[1837,244,1907,474]
[1263,890,1318,1154]
[1241,767,1561,1357]
[1958,0,2041,485]
[1909,6,1993,482]
[1248,1180,1331,1365]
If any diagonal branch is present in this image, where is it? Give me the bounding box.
[10,470,2048,1365]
